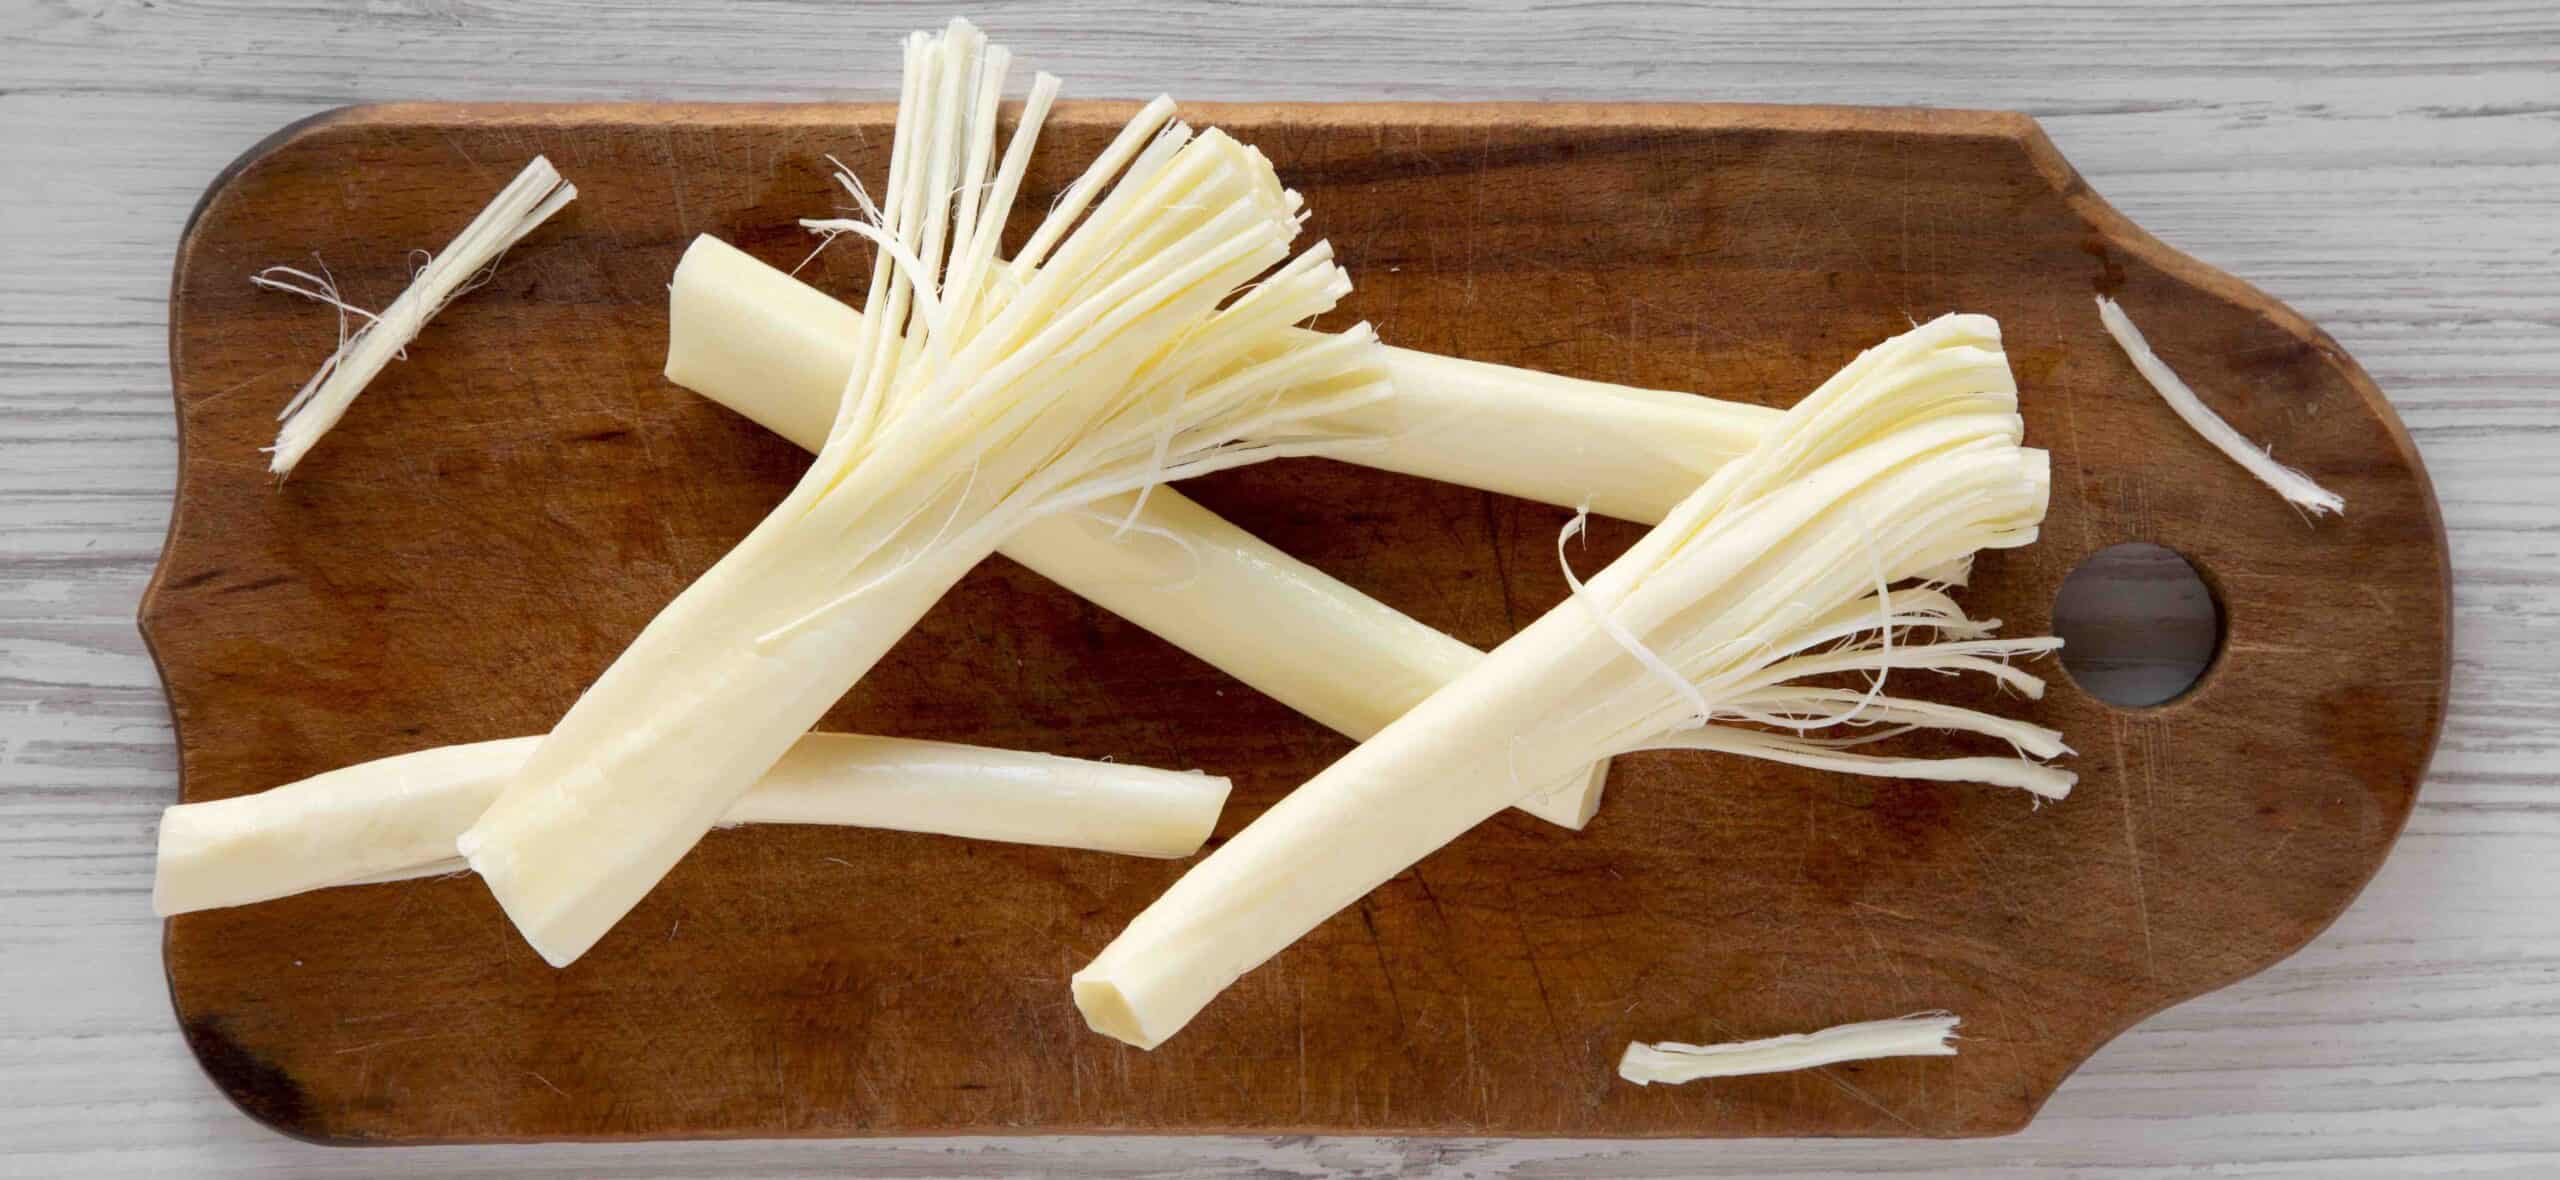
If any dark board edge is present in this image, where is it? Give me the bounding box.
[1973,114,2452,1135]
[146,101,2451,1143]
[151,103,387,1146]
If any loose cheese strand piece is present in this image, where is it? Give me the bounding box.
[258,156,575,476]
[1073,315,2070,1049]
[459,21,1385,966]
[154,735,1228,916]
[1618,1012,1960,1085]
[2095,295,2344,516]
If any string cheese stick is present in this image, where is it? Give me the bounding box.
[155,734,1228,916]
[1072,315,2070,1049]
[462,21,1392,967]
[669,235,1776,525]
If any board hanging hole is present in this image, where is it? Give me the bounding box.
[2051,542,2220,708]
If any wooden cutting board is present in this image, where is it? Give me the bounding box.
[146,102,2448,1143]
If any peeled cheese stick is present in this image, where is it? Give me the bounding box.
[155,734,1230,916]
[461,21,1392,967]
[674,237,1775,524]
[1073,315,2073,1049]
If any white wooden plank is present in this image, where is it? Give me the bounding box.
[2,1,2555,1174]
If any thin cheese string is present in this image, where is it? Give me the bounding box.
[249,262,394,420]
[1748,505,1897,734]
[1075,504,1206,590]
[754,458,982,648]
[2096,294,2344,517]
[1557,504,1714,726]
[799,217,951,337]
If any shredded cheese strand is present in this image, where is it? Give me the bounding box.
[2095,294,2344,516]
[1559,505,1713,725]
[1618,1012,1961,1085]
[257,156,575,477]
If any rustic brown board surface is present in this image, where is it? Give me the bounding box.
[146,102,2448,1143]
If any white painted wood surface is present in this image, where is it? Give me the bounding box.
[3,1,2554,1174]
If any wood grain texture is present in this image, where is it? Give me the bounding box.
[2,1,2553,1175]
[139,99,2444,1142]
